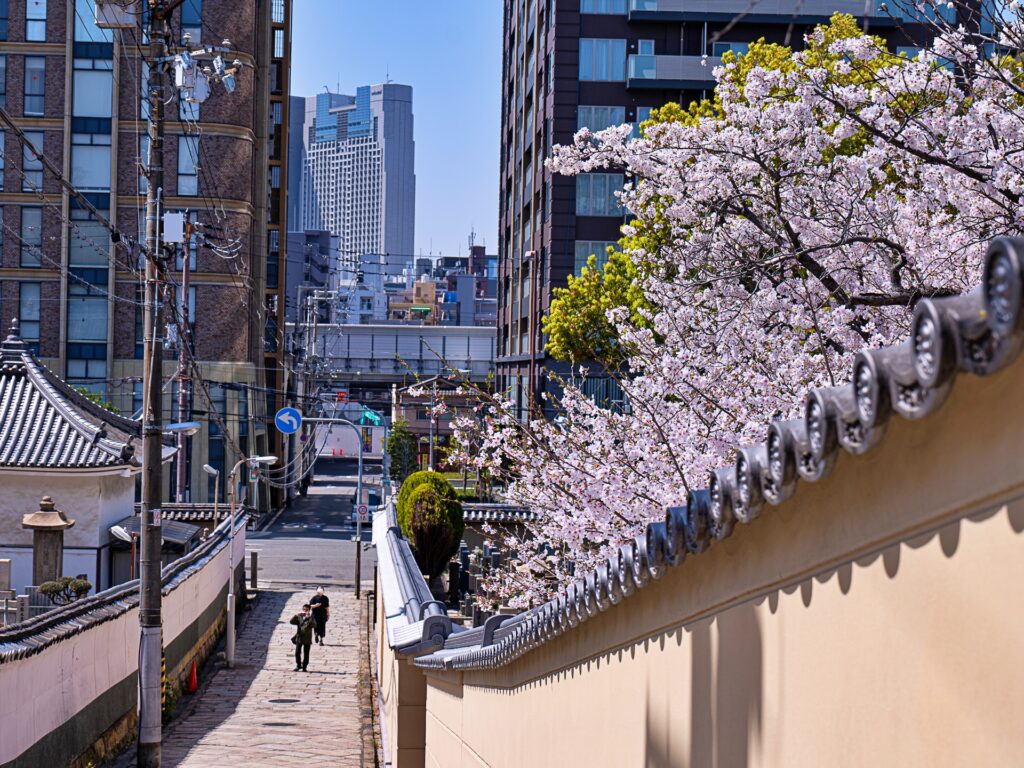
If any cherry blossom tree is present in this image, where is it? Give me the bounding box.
[453,7,1024,607]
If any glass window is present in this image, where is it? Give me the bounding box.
[574,241,618,274]
[581,0,626,12]
[274,28,284,58]
[577,105,625,132]
[22,131,43,190]
[73,68,113,118]
[576,173,624,217]
[638,39,654,56]
[71,138,111,191]
[633,106,653,138]
[0,56,6,108]
[271,0,285,23]
[24,57,45,115]
[26,0,45,41]
[181,0,201,43]
[177,135,198,195]
[19,282,40,344]
[74,0,112,43]
[0,2,7,41]
[579,39,626,81]
[69,207,109,266]
[20,207,42,267]
[68,281,108,342]
[712,42,749,57]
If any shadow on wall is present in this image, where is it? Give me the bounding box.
[641,500,1024,767]
[643,606,763,768]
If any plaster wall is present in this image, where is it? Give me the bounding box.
[377,571,428,768]
[0,474,134,594]
[0,524,243,766]
[420,338,1024,766]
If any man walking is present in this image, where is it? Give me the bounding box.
[290,603,315,672]
[310,586,330,645]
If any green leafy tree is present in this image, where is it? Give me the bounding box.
[406,484,464,580]
[39,576,92,605]
[386,419,418,485]
[542,248,654,367]
[73,386,116,412]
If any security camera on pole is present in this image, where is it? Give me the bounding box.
[95,2,246,764]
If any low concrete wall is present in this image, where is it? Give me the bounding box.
[417,316,1024,765]
[0,520,247,767]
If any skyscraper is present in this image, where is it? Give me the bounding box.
[497,0,934,417]
[300,83,415,274]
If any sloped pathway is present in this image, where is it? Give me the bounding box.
[159,587,367,767]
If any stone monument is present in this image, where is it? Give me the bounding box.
[22,496,76,586]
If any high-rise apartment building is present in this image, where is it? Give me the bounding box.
[300,83,415,273]
[0,0,292,509]
[497,0,934,416]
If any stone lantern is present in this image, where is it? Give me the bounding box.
[22,496,76,586]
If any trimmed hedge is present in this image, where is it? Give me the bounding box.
[406,484,464,579]
[396,471,463,578]
[396,470,457,539]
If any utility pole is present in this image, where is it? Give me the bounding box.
[138,1,168,764]
[176,212,192,502]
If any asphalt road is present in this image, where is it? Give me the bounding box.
[245,457,379,588]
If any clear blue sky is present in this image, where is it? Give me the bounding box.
[291,0,502,258]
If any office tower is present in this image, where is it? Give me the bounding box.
[0,0,292,509]
[497,0,934,416]
[301,83,416,273]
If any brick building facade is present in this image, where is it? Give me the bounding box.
[0,0,293,508]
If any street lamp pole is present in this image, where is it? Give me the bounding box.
[225,455,276,668]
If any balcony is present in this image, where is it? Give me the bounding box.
[627,0,895,25]
[627,54,719,90]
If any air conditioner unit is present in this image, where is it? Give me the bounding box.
[95,0,138,29]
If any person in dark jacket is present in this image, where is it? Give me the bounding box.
[310,586,330,645]
[290,603,315,671]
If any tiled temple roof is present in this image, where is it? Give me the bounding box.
[408,237,1024,671]
[0,322,146,470]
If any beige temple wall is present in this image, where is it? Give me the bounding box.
[377,570,429,768]
[418,337,1024,766]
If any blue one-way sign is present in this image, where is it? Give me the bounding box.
[275,407,302,434]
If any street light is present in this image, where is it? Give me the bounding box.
[225,454,277,667]
[165,421,201,436]
[202,464,221,523]
[109,524,138,581]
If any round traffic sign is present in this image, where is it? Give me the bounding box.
[357,504,368,514]
[275,407,302,434]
